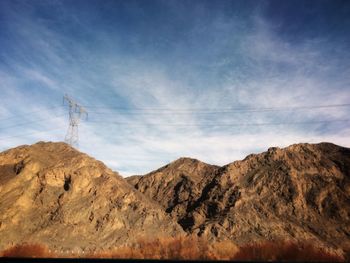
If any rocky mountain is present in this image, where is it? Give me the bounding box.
[127,158,219,222]
[0,142,183,252]
[1,141,349,256]
[127,143,350,254]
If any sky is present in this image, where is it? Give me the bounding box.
[0,0,350,176]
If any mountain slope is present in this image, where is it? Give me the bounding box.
[127,143,350,254]
[126,157,219,222]
[0,142,184,252]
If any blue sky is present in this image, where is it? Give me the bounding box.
[0,0,350,175]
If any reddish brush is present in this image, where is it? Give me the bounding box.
[233,240,343,262]
[88,236,212,260]
[88,236,237,260]
[1,243,52,258]
[0,238,343,261]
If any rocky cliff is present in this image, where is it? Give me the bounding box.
[127,143,350,254]
[1,141,349,256]
[0,142,183,252]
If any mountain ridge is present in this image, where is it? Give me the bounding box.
[0,141,184,252]
[0,141,349,257]
[127,142,350,255]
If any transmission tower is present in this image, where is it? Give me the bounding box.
[63,94,88,148]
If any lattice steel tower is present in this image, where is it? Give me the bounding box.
[63,94,88,148]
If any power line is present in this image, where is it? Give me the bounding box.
[1,100,348,143]
[82,103,350,113]
[86,118,350,127]
[0,127,64,142]
[1,114,66,130]
[0,106,64,122]
[1,103,349,127]
[0,118,347,143]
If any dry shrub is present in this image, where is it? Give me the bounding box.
[1,243,52,258]
[86,238,343,261]
[89,236,237,260]
[209,240,239,260]
[233,240,343,262]
[1,238,343,261]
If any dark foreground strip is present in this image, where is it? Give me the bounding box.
[0,258,252,263]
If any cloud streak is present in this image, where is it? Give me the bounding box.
[0,0,349,175]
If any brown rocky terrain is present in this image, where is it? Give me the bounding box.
[1,141,349,258]
[0,142,183,252]
[127,142,350,255]
[128,158,219,222]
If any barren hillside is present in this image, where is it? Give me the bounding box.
[128,158,219,221]
[0,142,183,252]
[1,141,349,257]
[127,143,350,254]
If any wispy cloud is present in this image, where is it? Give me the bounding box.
[0,0,349,175]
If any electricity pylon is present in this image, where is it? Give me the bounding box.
[63,94,88,148]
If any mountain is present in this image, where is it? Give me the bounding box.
[0,142,183,252]
[1,141,349,256]
[127,143,350,254]
[126,158,220,227]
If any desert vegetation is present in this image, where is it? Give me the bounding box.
[233,241,343,262]
[0,237,344,261]
[1,142,349,258]
[0,243,52,258]
[87,236,238,260]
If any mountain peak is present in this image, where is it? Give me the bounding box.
[128,141,350,256]
[150,156,218,178]
[169,157,207,167]
[0,142,184,251]
[2,141,350,256]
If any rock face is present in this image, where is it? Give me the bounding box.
[127,158,220,229]
[127,143,350,253]
[1,141,349,255]
[0,142,183,252]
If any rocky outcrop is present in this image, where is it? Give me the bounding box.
[127,143,350,254]
[126,158,219,228]
[0,142,184,252]
[1,141,349,256]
